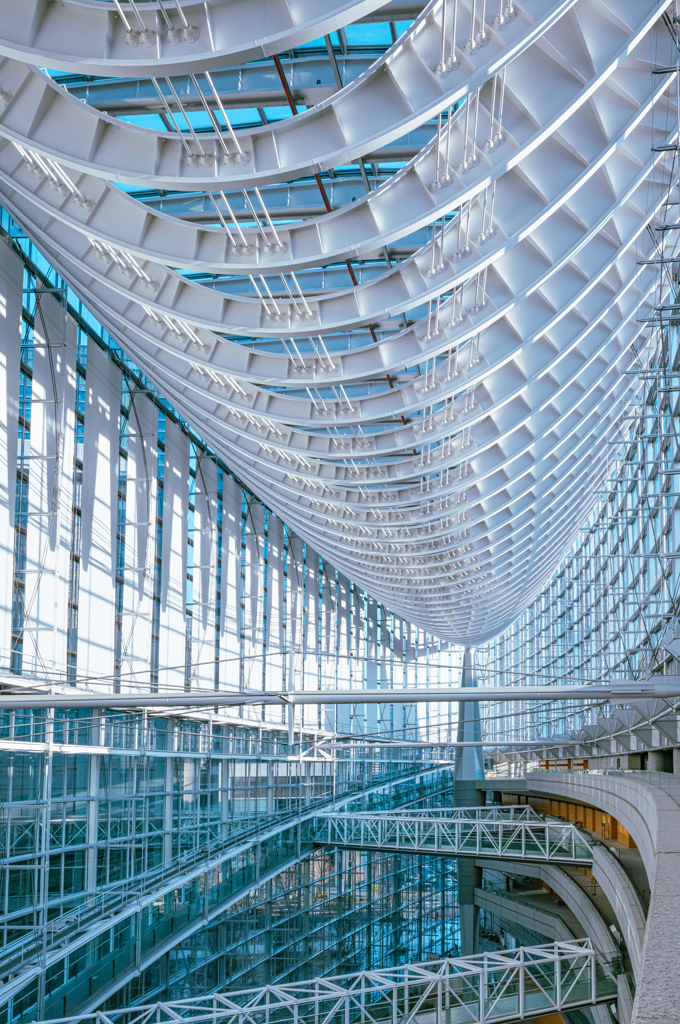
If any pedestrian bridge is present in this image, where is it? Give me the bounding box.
[45,939,616,1024]
[311,807,595,864]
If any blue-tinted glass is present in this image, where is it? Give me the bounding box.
[345,23,393,46]
[117,113,167,131]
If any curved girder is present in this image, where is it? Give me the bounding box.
[0,59,665,352]
[18,147,667,444]
[0,10,663,292]
[0,0,672,644]
[35,185,650,539]
[107,344,646,638]
[0,0,571,187]
[3,83,669,437]
[0,0,393,76]
[55,272,639,636]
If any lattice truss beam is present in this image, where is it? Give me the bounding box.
[32,939,616,1024]
[314,805,595,861]
[0,0,676,643]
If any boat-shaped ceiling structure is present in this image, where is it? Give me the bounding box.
[0,0,674,643]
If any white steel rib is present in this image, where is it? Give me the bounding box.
[16,165,664,430]
[0,0,572,190]
[0,0,394,76]
[28,216,656,637]
[0,4,665,284]
[0,0,673,644]
[10,195,661,637]
[0,49,667,341]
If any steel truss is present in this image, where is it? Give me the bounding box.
[313,808,594,863]
[39,939,616,1024]
[0,755,454,1022]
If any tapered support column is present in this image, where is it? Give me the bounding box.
[453,647,485,954]
[453,647,485,803]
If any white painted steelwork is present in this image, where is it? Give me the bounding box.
[0,0,394,76]
[0,0,672,646]
[0,2,569,190]
[314,810,594,862]
[35,939,616,1024]
[0,679,679,709]
[375,805,541,820]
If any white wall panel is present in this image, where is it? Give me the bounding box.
[265,514,283,690]
[392,616,405,688]
[320,563,333,689]
[349,584,365,733]
[334,572,351,733]
[377,608,392,733]
[79,341,120,680]
[302,544,320,728]
[242,501,263,691]
[158,419,189,691]
[365,598,378,734]
[120,392,156,688]
[23,298,75,678]
[0,244,23,670]
[320,566,335,730]
[219,473,242,689]
[192,454,217,688]
[286,533,304,699]
[53,312,77,680]
[337,573,351,688]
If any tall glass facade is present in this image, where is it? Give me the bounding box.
[0,206,460,743]
[0,205,468,1024]
[0,707,458,1024]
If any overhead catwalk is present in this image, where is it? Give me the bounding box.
[0,0,674,644]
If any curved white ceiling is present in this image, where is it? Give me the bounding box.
[0,0,674,644]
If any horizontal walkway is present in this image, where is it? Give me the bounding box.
[39,939,617,1024]
[313,807,595,864]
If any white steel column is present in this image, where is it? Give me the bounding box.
[23,296,75,679]
[219,473,242,689]
[192,454,217,688]
[266,513,284,691]
[242,501,263,691]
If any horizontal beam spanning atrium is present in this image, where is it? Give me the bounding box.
[1,681,679,709]
[0,0,673,645]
